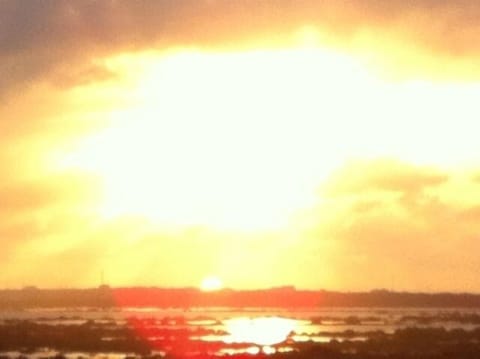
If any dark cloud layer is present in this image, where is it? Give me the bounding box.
[2,0,480,98]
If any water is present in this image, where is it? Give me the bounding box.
[1,307,479,357]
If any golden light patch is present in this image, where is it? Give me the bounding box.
[61,47,480,234]
[224,317,296,346]
[60,48,372,231]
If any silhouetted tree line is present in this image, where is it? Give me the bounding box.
[2,287,480,309]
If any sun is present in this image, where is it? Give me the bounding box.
[200,276,223,292]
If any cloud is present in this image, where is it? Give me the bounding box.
[302,159,480,291]
[473,173,480,183]
[2,0,480,98]
[322,159,448,196]
[2,1,480,290]
[50,63,119,89]
[0,174,98,215]
[1,156,480,290]
[0,172,100,262]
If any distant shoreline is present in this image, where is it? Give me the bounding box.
[2,287,480,309]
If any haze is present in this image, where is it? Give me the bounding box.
[1,0,480,292]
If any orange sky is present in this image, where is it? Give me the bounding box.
[1,0,480,291]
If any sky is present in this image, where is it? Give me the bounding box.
[1,0,480,291]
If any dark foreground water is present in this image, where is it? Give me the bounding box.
[1,307,480,359]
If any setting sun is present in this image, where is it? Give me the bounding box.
[4,0,480,293]
[200,276,223,292]
[4,1,480,358]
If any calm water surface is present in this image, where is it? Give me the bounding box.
[1,307,479,357]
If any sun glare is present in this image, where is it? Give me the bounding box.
[61,48,371,231]
[200,276,223,292]
[60,47,480,233]
[224,317,296,346]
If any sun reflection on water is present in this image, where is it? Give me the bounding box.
[223,316,296,346]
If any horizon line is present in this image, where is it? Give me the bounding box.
[5,285,480,295]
